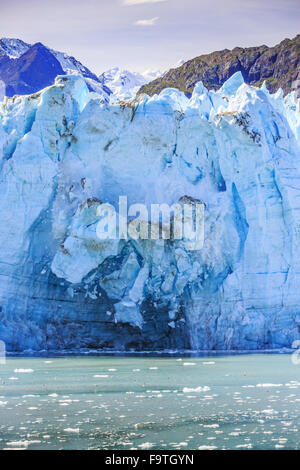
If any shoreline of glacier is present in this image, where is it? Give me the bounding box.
[5,348,297,357]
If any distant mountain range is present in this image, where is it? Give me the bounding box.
[139,35,300,97]
[0,35,299,103]
[99,67,162,100]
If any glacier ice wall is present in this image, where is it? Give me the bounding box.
[0,73,300,351]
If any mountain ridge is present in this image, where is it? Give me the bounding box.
[0,42,65,97]
[0,38,111,100]
[139,35,300,97]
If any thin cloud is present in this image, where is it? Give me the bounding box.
[123,0,166,5]
[134,17,159,26]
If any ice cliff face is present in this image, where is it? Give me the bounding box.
[0,72,300,352]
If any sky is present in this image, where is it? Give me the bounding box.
[0,0,299,74]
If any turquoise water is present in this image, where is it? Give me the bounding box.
[1,354,300,450]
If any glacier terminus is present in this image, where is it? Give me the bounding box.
[0,72,300,352]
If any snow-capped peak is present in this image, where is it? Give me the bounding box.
[0,37,111,101]
[99,67,163,99]
[0,38,30,58]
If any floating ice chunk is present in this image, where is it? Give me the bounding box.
[261,409,278,414]
[5,440,41,448]
[138,442,154,449]
[256,383,283,388]
[183,386,210,393]
[198,445,217,450]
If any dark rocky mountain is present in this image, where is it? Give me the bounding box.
[0,38,111,100]
[0,42,65,97]
[139,35,300,97]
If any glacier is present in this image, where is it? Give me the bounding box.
[0,72,300,352]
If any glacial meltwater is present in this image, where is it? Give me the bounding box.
[1,354,300,450]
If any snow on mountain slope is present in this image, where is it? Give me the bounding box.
[0,38,111,100]
[99,67,146,99]
[0,38,30,58]
[49,49,111,97]
[0,42,66,97]
[0,72,300,352]
[99,63,183,101]
[99,67,163,99]
[0,37,167,102]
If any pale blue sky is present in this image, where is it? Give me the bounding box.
[0,0,299,73]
